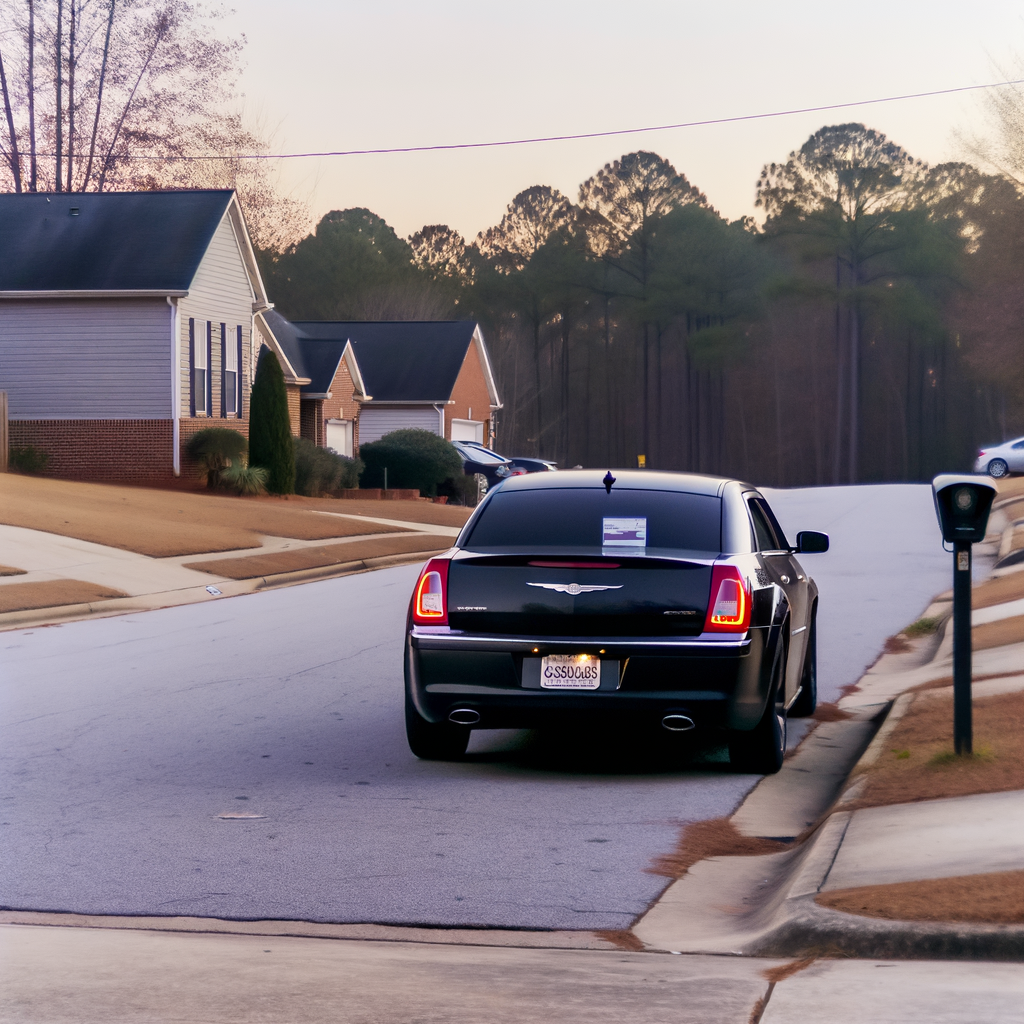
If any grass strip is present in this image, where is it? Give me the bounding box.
[184,535,450,579]
[0,579,127,613]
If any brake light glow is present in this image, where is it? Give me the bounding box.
[704,565,751,633]
[412,558,450,625]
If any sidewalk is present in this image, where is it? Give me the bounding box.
[635,499,1024,961]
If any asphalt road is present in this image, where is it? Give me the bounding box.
[0,484,952,930]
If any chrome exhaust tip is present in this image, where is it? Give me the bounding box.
[661,713,695,732]
[448,708,480,726]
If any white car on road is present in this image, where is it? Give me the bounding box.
[974,437,1024,478]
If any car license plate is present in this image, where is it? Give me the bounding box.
[540,654,600,690]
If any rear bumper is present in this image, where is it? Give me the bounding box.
[407,627,769,731]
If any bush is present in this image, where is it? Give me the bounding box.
[221,464,269,496]
[359,429,463,497]
[436,472,480,506]
[294,437,363,496]
[8,445,50,474]
[249,346,295,494]
[185,428,248,488]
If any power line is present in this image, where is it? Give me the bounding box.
[17,77,1024,162]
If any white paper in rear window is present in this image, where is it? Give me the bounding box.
[602,517,647,547]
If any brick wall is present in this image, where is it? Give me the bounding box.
[285,384,302,437]
[299,400,324,446]
[10,419,175,483]
[448,340,494,444]
[9,417,253,484]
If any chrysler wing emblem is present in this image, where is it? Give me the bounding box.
[526,582,623,596]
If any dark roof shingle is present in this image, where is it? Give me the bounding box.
[0,190,235,292]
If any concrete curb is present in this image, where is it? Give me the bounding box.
[0,551,441,632]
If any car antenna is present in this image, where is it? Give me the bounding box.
[603,471,616,494]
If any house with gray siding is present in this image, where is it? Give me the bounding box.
[0,190,270,481]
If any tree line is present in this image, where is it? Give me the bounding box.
[3,4,1021,485]
[258,128,1024,485]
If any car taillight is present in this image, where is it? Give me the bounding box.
[412,558,450,625]
[704,565,751,633]
[510,467,528,476]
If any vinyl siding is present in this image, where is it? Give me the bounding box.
[177,211,254,418]
[358,406,441,445]
[0,298,171,418]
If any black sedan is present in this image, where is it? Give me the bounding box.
[404,470,828,774]
[450,440,514,490]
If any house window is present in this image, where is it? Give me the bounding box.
[193,321,208,415]
[224,324,237,415]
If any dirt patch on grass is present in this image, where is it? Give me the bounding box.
[847,688,1024,809]
[0,565,26,577]
[184,535,449,579]
[649,817,793,879]
[972,571,1024,610]
[973,614,1024,651]
[296,497,473,528]
[816,870,1024,924]
[0,475,413,557]
[0,579,126,613]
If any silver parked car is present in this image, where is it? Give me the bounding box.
[974,437,1024,478]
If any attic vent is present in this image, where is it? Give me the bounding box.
[69,208,80,216]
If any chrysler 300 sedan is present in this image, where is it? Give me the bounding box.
[404,470,828,774]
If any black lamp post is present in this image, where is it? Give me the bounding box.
[931,475,997,755]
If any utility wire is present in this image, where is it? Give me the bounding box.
[17,77,1024,162]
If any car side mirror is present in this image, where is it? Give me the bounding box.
[795,531,829,554]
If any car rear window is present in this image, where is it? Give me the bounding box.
[463,488,722,552]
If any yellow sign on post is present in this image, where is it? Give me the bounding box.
[637,454,646,469]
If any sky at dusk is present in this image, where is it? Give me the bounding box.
[223,0,1024,241]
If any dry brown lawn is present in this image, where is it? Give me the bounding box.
[0,579,126,613]
[184,535,449,579]
[973,614,1024,650]
[297,497,472,528]
[0,474,418,557]
[847,687,1024,810]
[972,571,1024,609]
[816,870,1024,924]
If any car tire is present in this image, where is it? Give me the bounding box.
[405,697,470,760]
[988,459,1009,479]
[729,646,787,774]
[789,613,817,718]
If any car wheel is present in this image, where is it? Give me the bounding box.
[729,646,787,774]
[988,459,1009,479]
[405,697,470,760]
[789,613,817,718]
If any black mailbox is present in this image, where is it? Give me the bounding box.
[931,474,997,544]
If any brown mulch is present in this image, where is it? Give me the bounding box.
[649,817,792,879]
[184,535,449,580]
[816,870,1024,924]
[846,687,1024,810]
[0,474,415,557]
[0,579,127,613]
[0,565,26,576]
[973,614,1024,651]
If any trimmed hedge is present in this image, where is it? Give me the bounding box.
[359,429,463,497]
[294,437,362,496]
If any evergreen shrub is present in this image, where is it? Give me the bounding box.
[8,446,50,474]
[294,437,362,496]
[359,429,462,497]
[185,427,248,488]
[248,346,295,494]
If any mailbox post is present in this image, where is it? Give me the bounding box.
[931,475,997,755]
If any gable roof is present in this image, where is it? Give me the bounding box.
[290,320,497,405]
[0,190,267,304]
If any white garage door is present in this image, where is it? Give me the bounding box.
[358,407,441,445]
[325,419,353,457]
[450,419,484,443]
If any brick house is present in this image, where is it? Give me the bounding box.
[0,190,270,481]
[255,311,502,457]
